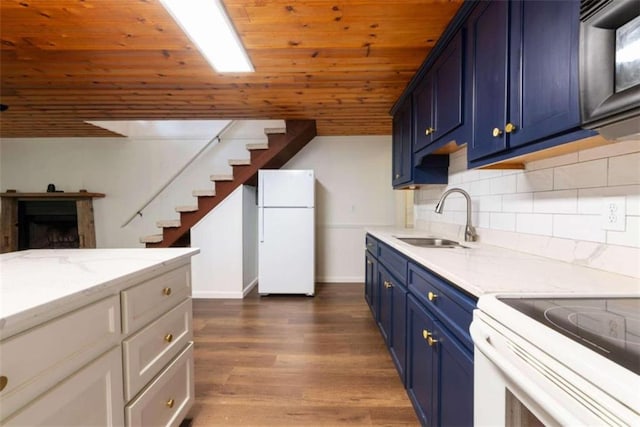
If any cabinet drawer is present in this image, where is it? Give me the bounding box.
[123,298,193,400]
[0,295,120,420]
[408,263,476,349]
[3,346,124,427]
[126,342,194,427]
[379,242,407,283]
[365,234,378,256]
[121,265,190,334]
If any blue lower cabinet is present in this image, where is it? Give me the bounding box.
[436,319,474,427]
[406,295,439,426]
[390,281,408,383]
[406,294,474,426]
[365,251,377,315]
[365,236,475,425]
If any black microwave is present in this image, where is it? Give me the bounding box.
[580,0,640,139]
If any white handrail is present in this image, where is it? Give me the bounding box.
[121,120,236,228]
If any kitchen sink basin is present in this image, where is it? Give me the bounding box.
[395,237,466,248]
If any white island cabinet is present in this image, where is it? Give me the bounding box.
[0,248,199,427]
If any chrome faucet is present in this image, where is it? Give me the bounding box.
[434,188,477,242]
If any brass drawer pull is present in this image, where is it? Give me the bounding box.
[166,398,175,408]
[422,329,431,340]
[162,287,172,296]
[384,280,393,289]
[164,333,173,343]
[427,336,439,347]
[428,291,438,302]
[492,127,503,137]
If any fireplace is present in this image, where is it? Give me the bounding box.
[0,190,105,253]
[18,200,80,249]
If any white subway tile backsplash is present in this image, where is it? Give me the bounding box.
[578,139,640,162]
[414,145,640,276]
[517,169,554,192]
[476,195,503,212]
[607,216,640,248]
[609,152,640,186]
[489,175,517,195]
[527,152,578,170]
[553,214,606,242]
[553,159,607,190]
[490,212,517,231]
[516,213,553,236]
[503,193,533,213]
[533,190,578,214]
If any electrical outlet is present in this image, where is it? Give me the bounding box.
[601,196,626,231]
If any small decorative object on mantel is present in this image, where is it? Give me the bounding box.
[47,183,56,192]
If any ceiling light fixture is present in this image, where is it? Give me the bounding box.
[159,0,254,73]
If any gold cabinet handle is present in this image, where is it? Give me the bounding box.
[425,127,435,136]
[0,376,8,392]
[162,287,172,296]
[166,398,175,409]
[422,329,431,340]
[427,291,437,302]
[366,260,372,265]
[492,127,503,137]
[427,336,439,347]
[383,280,393,289]
[395,173,400,179]
[505,122,517,133]
[164,333,173,343]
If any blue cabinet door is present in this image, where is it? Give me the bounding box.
[508,0,580,147]
[406,295,438,426]
[365,251,376,313]
[413,74,434,152]
[378,265,394,343]
[468,0,509,161]
[433,31,464,144]
[390,283,408,384]
[436,321,474,427]
[392,98,412,187]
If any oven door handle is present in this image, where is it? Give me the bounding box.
[470,320,579,426]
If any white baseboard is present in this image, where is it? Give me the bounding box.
[192,290,244,299]
[315,276,363,283]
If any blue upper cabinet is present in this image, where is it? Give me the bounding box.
[413,30,466,154]
[392,98,413,187]
[468,0,592,165]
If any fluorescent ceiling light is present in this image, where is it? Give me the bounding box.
[159,0,254,73]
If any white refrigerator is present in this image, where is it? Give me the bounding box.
[258,169,315,295]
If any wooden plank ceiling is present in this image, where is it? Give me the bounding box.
[0,0,462,138]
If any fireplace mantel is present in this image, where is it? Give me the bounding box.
[1,190,105,253]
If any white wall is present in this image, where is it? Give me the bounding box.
[284,135,399,282]
[414,139,640,278]
[190,186,258,298]
[0,120,283,247]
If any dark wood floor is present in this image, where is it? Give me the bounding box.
[190,283,418,426]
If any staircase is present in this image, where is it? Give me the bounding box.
[142,119,317,248]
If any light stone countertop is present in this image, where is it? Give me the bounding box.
[0,248,199,339]
[367,227,640,298]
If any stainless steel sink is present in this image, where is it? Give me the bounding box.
[395,237,466,248]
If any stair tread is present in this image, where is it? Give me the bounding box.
[210,174,234,181]
[140,234,163,244]
[228,159,251,166]
[156,219,180,228]
[246,142,269,150]
[175,205,198,213]
[193,189,216,197]
[264,127,286,135]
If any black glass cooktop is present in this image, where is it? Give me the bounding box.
[498,297,640,375]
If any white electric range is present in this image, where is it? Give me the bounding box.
[470,294,640,426]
